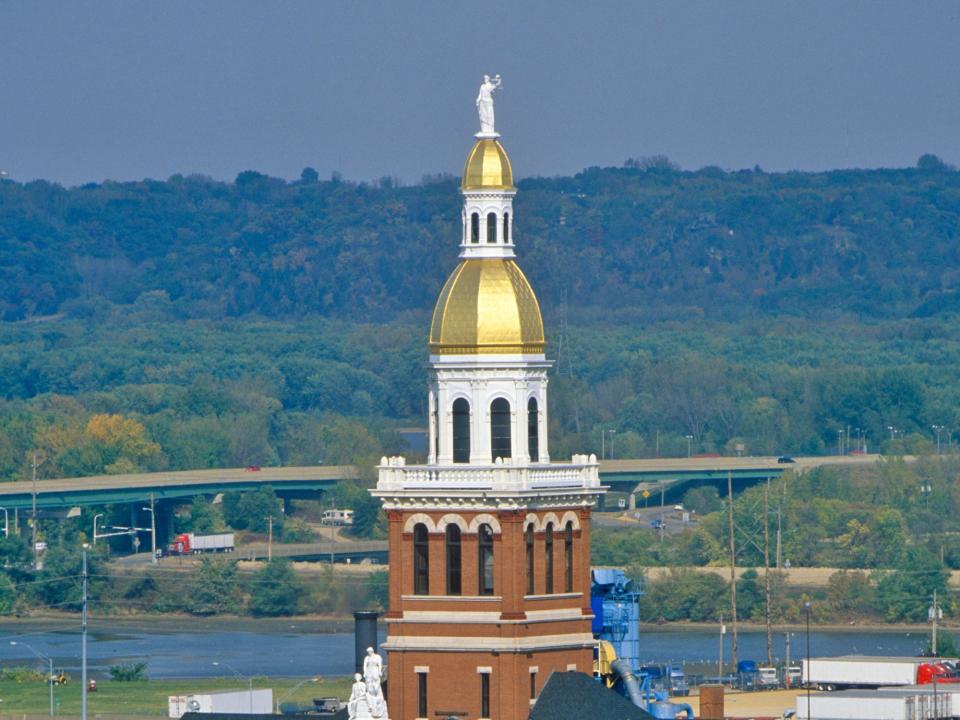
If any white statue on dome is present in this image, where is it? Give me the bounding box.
[476,74,502,136]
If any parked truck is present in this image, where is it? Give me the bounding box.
[166,533,235,556]
[169,689,272,717]
[802,656,959,690]
[797,686,960,720]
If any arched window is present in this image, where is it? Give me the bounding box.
[564,521,574,593]
[527,397,539,462]
[453,398,470,463]
[487,212,497,243]
[525,525,535,595]
[471,212,480,244]
[490,398,511,460]
[478,523,494,595]
[413,523,429,595]
[544,523,554,594]
[503,212,510,244]
[446,525,462,595]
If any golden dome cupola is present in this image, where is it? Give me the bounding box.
[462,139,514,191]
[429,258,545,355]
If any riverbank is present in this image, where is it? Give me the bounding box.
[2,612,956,636]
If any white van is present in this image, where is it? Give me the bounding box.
[320,509,354,526]
[758,667,779,687]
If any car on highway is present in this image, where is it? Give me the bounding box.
[777,455,795,463]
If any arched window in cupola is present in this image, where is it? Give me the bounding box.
[486,212,497,243]
[490,398,511,460]
[503,212,510,244]
[527,397,539,462]
[453,398,471,463]
[471,212,480,244]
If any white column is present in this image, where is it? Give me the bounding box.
[474,381,492,463]
[428,388,437,464]
[436,383,451,464]
[513,380,525,463]
[539,378,550,463]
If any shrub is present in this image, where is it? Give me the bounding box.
[109,662,148,681]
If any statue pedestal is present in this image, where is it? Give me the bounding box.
[349,703,389,720]
[475,131,501,139]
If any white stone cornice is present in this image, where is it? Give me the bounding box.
[381,633,596,653]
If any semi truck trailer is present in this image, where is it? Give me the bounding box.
[166,533,235,556]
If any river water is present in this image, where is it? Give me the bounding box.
[0,622,943,679]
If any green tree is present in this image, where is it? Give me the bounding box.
[249,560,299,617]
[222,487,284,533]
[188,559,242,615]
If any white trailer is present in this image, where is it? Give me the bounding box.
[168,688,273,717]
[797,688,956,720]
[189,533,235,553]
[803,656,928,688]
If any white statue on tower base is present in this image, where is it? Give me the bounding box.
[348,648,388,719]
[476,74,502,138]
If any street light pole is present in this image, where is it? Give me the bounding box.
[275,677,319,713]
[685,435,693,458]
[93,514,104,546]
[608,429,616,460]
[803,602,812,720]
[82,545,89,720]
[213,661,253,713]
[142,495,157,564]
[11,640,54,716]
[932,425,943,454]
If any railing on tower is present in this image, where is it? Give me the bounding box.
[376,454,601,492]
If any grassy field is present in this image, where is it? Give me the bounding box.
[0,676,353,717]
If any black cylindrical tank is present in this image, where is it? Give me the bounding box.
[354,610,380,675]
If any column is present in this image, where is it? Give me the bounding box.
[499,511,525,619]
[538,380,550,462]
[386,511,404,617]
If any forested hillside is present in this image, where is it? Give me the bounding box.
[2,156,960,482]
[3,154,960,323]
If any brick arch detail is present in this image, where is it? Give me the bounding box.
[403,513,437,533]
[560,510,581,530]
[436,513,469,532]
[523,513,541,532]
[541,511,560,529]
[467,513,502,534]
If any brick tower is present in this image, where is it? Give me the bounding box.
[372,80,604,720]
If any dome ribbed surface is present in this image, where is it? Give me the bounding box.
[429,259,544,355]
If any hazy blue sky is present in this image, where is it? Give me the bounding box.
[2,1,957,186]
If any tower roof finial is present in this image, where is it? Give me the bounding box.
[475,74,502,139]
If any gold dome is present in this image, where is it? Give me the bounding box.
[429,259,545,354]
[462,139,514,190]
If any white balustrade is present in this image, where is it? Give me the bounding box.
[376,456,600,492]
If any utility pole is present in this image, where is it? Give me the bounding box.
[82,545,89,720]
[931,589,941,656]
[31,453,40,570]
[784,632,792,688]
[727,472,739,668]
[764,478,773,665]
[659,483,665,543]
[146,494,157,564]
[266,516,273,561]
[718,613,725,679]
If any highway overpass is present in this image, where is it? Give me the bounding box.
[0,454,884,512]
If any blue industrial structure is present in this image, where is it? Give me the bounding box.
[591,568,643,672]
